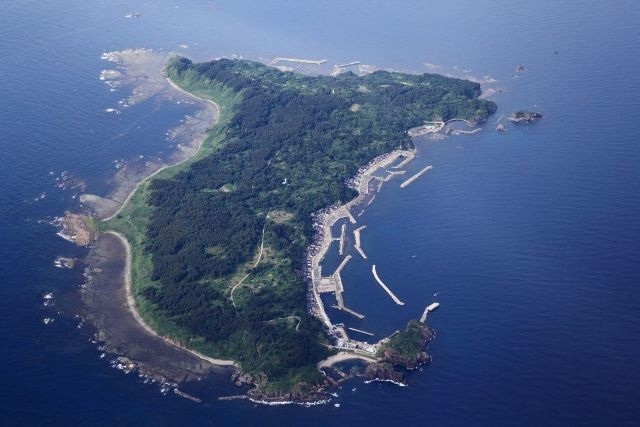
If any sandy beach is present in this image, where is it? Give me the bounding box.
[106,231,237,367]
[317,352,377,369]
[76,63,238,378]
[94,73,238,369]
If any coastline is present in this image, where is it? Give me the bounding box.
[307,149,415,341]
[97,75,242,369]
[105,230,237,367]
[101,76,219,222]
[64,70,245,387]
[76,60,469,400]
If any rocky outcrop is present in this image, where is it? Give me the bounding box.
[364,362,405,383]
[58,212,95,246]
[377,320,434,369]
[508,110,542,123]
[379,348,431,370]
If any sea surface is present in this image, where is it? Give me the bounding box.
[1,0,639,425]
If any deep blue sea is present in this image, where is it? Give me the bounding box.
[1,0,639,425]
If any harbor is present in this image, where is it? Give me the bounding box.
[305,124,448,359]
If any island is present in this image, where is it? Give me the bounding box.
[508,110,542,123]
[96,57,496,400]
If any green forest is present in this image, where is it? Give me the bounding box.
[109,57,496,393]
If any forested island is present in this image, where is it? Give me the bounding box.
[105,57,496,399]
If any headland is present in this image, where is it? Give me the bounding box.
[63,55,496,402]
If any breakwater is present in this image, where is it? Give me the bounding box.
[371,265,405,305]
[400,165,433,188]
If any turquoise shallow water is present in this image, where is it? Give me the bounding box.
[1,1,639,424]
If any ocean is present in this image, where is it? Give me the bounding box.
[1,0,639,425]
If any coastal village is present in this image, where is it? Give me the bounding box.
[305,123,446,366]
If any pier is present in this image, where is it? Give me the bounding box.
[420,302,440,323]
[354,225,367,259]
[371,265,405,305]
[400,165,433,189]
[338,223,346,256]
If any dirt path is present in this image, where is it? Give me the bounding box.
[230,211,270,309]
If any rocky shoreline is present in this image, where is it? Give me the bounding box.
[508,110,542,124]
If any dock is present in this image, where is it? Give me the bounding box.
[400,165,433,189]
[338,223,346,256]
[371,265,405,305]
[420,302,440,323]
[353,225,367,259]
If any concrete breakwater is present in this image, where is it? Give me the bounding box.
[400,165,433,189]
[306,149,413,336]
[371,265,405,306]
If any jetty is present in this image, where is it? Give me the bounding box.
[420,302,440,323]
[308,150,414,341]
[392,152,415,169]
[270,57,327,65]
[330,61,361,76]
[348,327,375,337]
[333,256,365,319]
[353,226,367,259]
[371,265,404,305]
[400,165,433,189]
[174,388,202,403]
[316,255,365,320]
[407,121,445,137]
